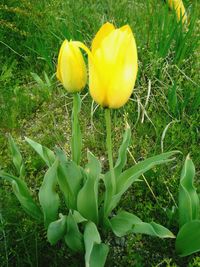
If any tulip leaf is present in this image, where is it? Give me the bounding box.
[114,124,131,177]
[57,155,82,209]
[8,135,25,178]
[176,220,200,256]
[64,211,84,252]
[71,93,82,165]
[178,155,199,228]
[77,151,100,224]
[84,221,101,265]
[73,210,87,224]
[0,171,42,220]
[25,137,55,167]
[55,147,68,162]
[104,151,180,216]
[39,160,59,228]
[89,243,109,267]
[47,214,67,245]
[110,211,175,238]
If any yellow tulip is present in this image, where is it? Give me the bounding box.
[56,40,87,93]
[167,0,187,24]
[75,22,138,109]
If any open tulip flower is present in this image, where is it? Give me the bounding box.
[75,22,138,109]
[167,0,187,24]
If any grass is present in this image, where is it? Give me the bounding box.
[0,0,200,266]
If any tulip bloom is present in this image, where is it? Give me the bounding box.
[167,0,187,24]
[56,40,87,92]
[75,22,138,109]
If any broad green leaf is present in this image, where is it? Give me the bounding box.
[25,137,55,167]
[0,171,42,220]
[117,151,179,193]
[178,155,199,227]
[8,135,25,178]
[39,160,59,227]
[176,220,200,256]
[110,211,175,238]
[114,124,131,177]
[71,93,82,165]
[84,221,101,266]
[133,222,175,238]
[64,211,83,252]
[73,210,87,224]
[47,214,67,245]
[89,243,109,267]
[55,147,68,162]
[77,151,101,224]
[57,155,82,209]
[104,151,180,216]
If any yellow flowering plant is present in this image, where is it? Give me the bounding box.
[0,23,181,266]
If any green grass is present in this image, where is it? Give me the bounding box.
[0,0,200,266]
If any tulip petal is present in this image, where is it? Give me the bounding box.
[167,0,187,23]
[90,26,138,108]
[106,31,138,108]
[92,22,115,53]
[56,40,68,83]
[74,41,106,106]
[57,40,87,92]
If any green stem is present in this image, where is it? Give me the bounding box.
[105,108,116,195]
[71,93,81,164]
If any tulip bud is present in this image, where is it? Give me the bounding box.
[56,40,87,93]
[89,22,138,109]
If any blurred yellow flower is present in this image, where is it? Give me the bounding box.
[167,0,187,24]
[56,40,87,92]
[75,22,138,109]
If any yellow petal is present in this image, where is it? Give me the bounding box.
[89,26,138,108]
[74,41,107,106]
[167,0,187,23]
[56,40,87,92]
[106,29,138,108]
[91,22,115,53]
[56,40,68,82]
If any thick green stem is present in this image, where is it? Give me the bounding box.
[105,108,116,195]
[71,93,81,164]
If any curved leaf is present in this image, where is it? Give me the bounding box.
[77,151,101,224]
[114,124,131,177]
[84,221,101,264]
[104,151,180,216]
[0,171,42,220]
[89,243,109,267]
[84,221,109,267]
[73,210,87,224]
[39,160,59,227]
[176,220,200,256]
[117,151,179,193]
[47,214,67,245]
[178,155,199,227]
[8,135,25,178]
[57,157,82,210]
[110,211,175,238]
[25,137,55,167]
[64,211,83,252]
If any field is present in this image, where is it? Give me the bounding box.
[0,0,200,266]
